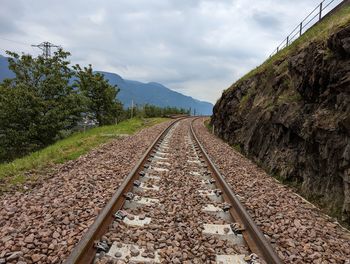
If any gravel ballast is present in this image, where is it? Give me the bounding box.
[96,118,250,264]
[193,118,350,263]
[0,120,172,264]
[2,117,349,264]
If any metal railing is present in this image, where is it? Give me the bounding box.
[269,0,343,58]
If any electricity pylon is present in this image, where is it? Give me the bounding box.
[31,41,60,58]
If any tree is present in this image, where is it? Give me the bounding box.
[73,65,122,126]
[127,104,190,118]
[0,49,84,161]
[0,85,39,161]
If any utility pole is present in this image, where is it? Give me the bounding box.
[31,41,60,58]
[131,99,134,119]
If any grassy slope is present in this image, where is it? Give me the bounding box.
[0,117,168,194]
[230,4,350,89]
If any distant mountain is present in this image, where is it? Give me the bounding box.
[0,55,15,81]
[0,56,213,115]
[97,71,213,115]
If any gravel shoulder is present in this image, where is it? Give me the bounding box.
[193,118,350,264]
[0,120,172,264]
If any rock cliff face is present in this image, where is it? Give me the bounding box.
[211,24,350,224]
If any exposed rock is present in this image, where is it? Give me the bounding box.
[328,24,350,58]
[24,234,34,243]
[31,254,42,262]
[130,246,140,257]
[211,24,350,224]
[6,251,22,261]
[193,117,350,263]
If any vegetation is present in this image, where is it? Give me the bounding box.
[0,49,189,164]
[277,91,302,105]
[231,4,350,89]
[0,117,167,194]
[0,50,85,162]
[73,64,124,125]
[124,104,190,119]
[204,119,212,131]
[239,89,256,111]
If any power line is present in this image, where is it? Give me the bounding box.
[0,37,62,58]
[0,37,38,55]
[0,36,31,46]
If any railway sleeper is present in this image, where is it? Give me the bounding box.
[106,243,161,263]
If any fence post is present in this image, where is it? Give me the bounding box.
[269,0,338,61]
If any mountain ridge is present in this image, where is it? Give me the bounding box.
[0,55,213,115]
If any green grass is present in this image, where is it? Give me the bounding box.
[230,4,350,90]
[204,118,212,132]
[0,117,168,194]
[239,89,256,111]
[278,93,302,104]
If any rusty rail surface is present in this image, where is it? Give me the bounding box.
[190,118,283,264]
[64,118,182,264]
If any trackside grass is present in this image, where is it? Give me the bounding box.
[0,117,168,194]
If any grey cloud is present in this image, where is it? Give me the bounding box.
[0,17,18,35]
[0,1,24,35]
[252,12,281,30]
[0,0,321,103]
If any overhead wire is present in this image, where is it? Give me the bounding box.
[0,36,36,54]
[0,36,31,46]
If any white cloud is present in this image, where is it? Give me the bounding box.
[0,0,340,103]
[88,8,106,25]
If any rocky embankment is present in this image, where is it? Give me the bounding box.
[211,24,350,224]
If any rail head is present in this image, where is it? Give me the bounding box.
[64,118,184,264]
[190,117,283,264]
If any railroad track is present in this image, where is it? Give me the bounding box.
[65,118,282,264]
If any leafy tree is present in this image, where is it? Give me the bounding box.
[73,65,122,126]
[0,47,188,163]
[114,102,125,123]
[0,85,39,161]
[0,49,84,162]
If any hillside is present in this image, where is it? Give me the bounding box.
[211,4,350,224]
[97,71,213,115]
[0,56,213,115]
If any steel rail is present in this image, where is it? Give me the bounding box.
[190,118,283,264]
[64,118,184,264]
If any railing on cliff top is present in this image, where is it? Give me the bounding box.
[269,0,344,58]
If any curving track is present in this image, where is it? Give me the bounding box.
[65,118,281,264]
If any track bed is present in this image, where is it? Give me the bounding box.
[67,118,280,264]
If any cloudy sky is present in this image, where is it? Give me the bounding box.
[0,0,341,103]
